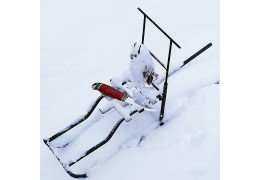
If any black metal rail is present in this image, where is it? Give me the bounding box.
[44,107,144,178]
[138,7,181,49]
[149,51,167,70]
[181,43,212,68]
[46,95,104,142]
[137,7,181,124]
[44,139,88,178]
[43,42,212,178]
[68,108,143,166]
[160,43,213,83]
[159,41,172,124]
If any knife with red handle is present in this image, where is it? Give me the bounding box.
[92,82,156,111]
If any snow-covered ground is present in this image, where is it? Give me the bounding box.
[41,0,219,179]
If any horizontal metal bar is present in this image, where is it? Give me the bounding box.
[137,7,181,49]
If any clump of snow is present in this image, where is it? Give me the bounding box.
[99,100,118,114]
[110,77,124,88]
[129,43,156,83]
[114,102,132,122]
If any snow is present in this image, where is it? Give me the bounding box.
[41,0,219,180]
[93,86,219,180]
[113,101,132,121]
[129,43,155,83]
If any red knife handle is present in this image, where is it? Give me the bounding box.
[92,83,128,102]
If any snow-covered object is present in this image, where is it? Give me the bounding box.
[114,102,132,122]
[41,0,219,179]
[92,82,156,112]
[129,43,157,84]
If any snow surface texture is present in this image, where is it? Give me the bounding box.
[129,43,156,84]
[41,0,219,180]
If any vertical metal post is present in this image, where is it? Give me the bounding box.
[159,40,172,125]
[141,15,146,44]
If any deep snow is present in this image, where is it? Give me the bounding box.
[41,0,219,179]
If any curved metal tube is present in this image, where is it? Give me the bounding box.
[46,95,104,142]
